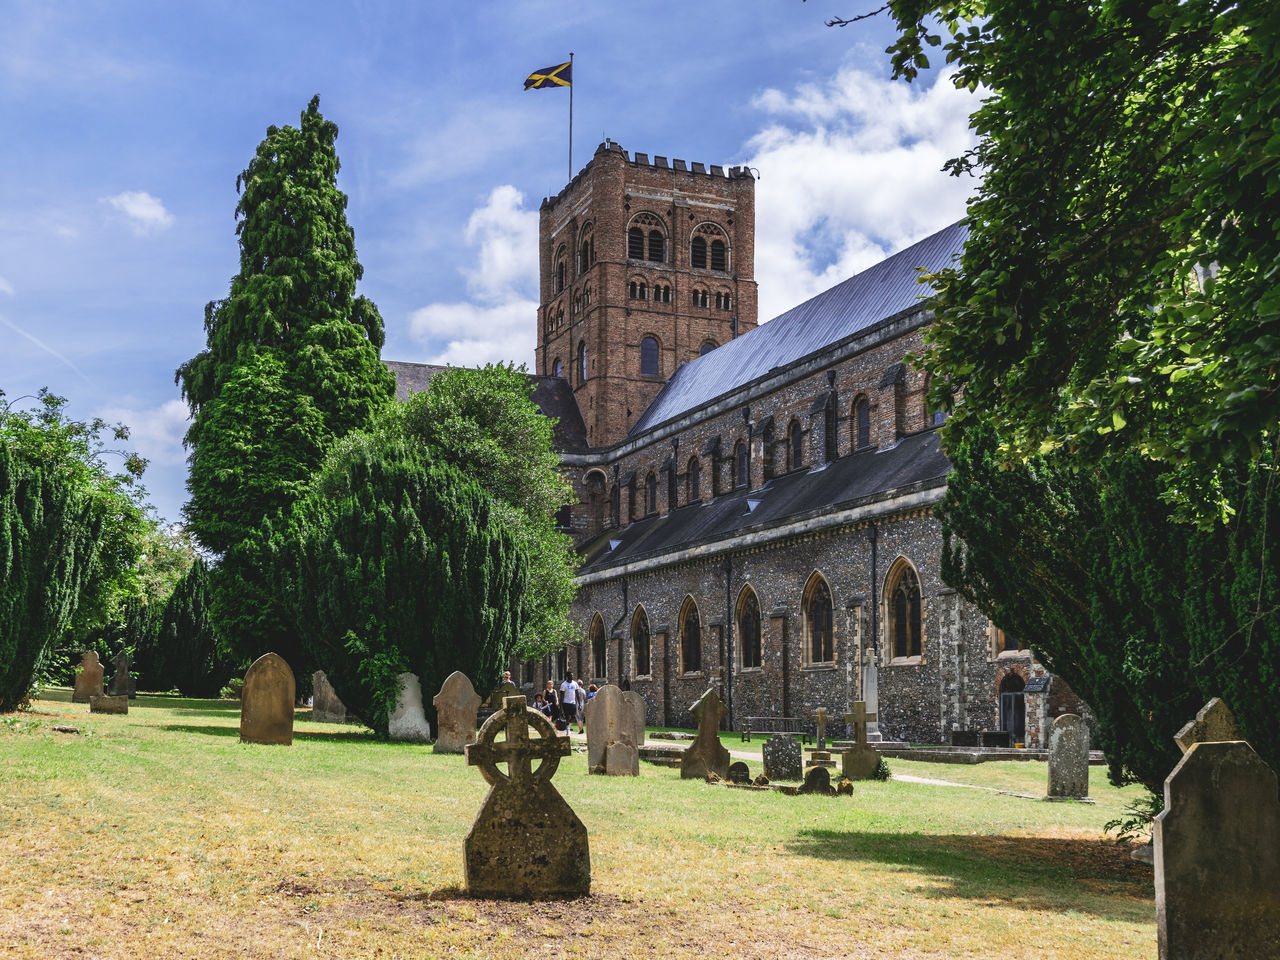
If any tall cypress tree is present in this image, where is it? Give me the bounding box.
[176,97,396,664]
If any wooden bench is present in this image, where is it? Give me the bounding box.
[740,716,812,744]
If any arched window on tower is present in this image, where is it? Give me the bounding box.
[628,227,645,260]
[638,281,648,300]
[699,340,717,356]
[629,280,638,299]
[737,587,762,670]
[552,358,562,378]
[787,418,803,472]
[735,439,748,488]
[577,341,587,384]
[691,236,707,270]
[648,230,665,263]
[710,239,727,272]
[556,259,566,292]
[852,394,871,450]
[640,336,659,377]
[680,597,702,675]
[886,560,923,661]
[804,574,835,664]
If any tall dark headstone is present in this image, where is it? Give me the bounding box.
[681,688,730,780]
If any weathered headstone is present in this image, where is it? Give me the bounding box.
[840,701,881,781]
[239,652,295,746]
[464,695,589,898]
[813,707,829,749]
[72,651,104,703]
[89,693,128,715]
[1046,713,1090,799]
[1155,740,1280,958]
[107,649,135,698]
[681,688,730,780]
[389,672,432,742]
[311,670,347,723]
[862,659,882,741]
[488,680,520,709]
[762,734,803,781]
[433,671,482,754]
[800,765,835,796]
[727,760,751,784]
[1174,697,1242,754]
[584,684,645,775]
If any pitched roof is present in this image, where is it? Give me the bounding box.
[576,429,951,577]
[628,221,968,437]
[382,361,589,454]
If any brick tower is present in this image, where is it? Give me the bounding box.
[536,140,758,448]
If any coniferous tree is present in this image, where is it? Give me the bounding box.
[176,97,396,665]
[141,560,234,698]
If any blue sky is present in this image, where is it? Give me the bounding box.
[0,1,979,527]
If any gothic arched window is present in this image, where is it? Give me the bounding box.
[688,456,701,501]
[646,472,657,515]
[737,587,762,669]
[628,227,645,260]
[699,340,717,356]
[735,439,748,488]
[641,336,660,377]
[590,615,607,680]
[805,575,834,664]
[691,236,707,269]
[680,597,702,675]
[552,358,562,378]
[852,395,871,450]
[886,560,923,660]
[787,418,803,472]
[631,606,651,678]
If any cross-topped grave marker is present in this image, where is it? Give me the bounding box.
[812,707,829,749]
[463,695,589,898]
[840,700,881,781]
[682,688,731,780]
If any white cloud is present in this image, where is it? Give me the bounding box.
[408,185,538,368]
[101,191,174,235]
[746,67,981,322]
[97,398,190,468]
[0,275,13,296]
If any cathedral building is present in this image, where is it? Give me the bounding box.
[394,139,1084,746]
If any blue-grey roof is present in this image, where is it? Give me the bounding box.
[628,221,968,437]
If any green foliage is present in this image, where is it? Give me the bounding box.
[274,436,528,736]
[872,758,892,782]
[885,0,1280,514]
[938,424,1280,792]
[139,559,236,698]
[176,96,396,660]
[1103,791,1163,845]
[388,363,577,655]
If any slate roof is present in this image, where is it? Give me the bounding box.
[382,361,589,454]
[576,429,951,576]
[628,221,968,437]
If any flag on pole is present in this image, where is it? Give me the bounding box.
[524,60,572,90]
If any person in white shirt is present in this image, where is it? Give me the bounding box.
[560,671,583,733]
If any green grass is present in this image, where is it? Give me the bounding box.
[0,688,1157,959]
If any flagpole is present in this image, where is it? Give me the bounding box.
[568,52,574,182]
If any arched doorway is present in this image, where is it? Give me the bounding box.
[999,671,1026,742]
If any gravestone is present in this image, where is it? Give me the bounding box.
[311,670,347,723]
[862,659,882,741]
[800,765,835,796]
[72,651,104,703]
[433,671,482,754]
[583,684,645,775]
[239,652,295,746]
[1046,713,1090,798]
[89,693,128,714]
[813,707,829,749]
[681,688,731,780]
[762,734,803,781]
[107,649,135,698]
[727,760,751,784]
[980,730,1012,748]
[1174,697,1242,754]
[387,672,432,742]
[488,680,520,709]
[1155,739,1280,958]
[840,701,881,781]
[464,695,589,898]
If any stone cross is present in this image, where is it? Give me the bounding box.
[682,688,730,780]
[843,701,877,745]
[813,707,828,749]
[463,695,589,898]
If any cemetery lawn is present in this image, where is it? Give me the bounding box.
[1,690,1156,960]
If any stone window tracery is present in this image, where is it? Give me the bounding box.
[804,574,835,665]
[885,559,923,661]
[631,606,651,678]
[737,586,762,670]
[590,614,607,680]
[680,597,702,675]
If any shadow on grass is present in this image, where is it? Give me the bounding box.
[786,829,1152,921]
[158,723,388,744]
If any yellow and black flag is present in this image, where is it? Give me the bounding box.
[524,60,572,90]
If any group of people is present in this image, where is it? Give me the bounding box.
[532,671,596,734]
